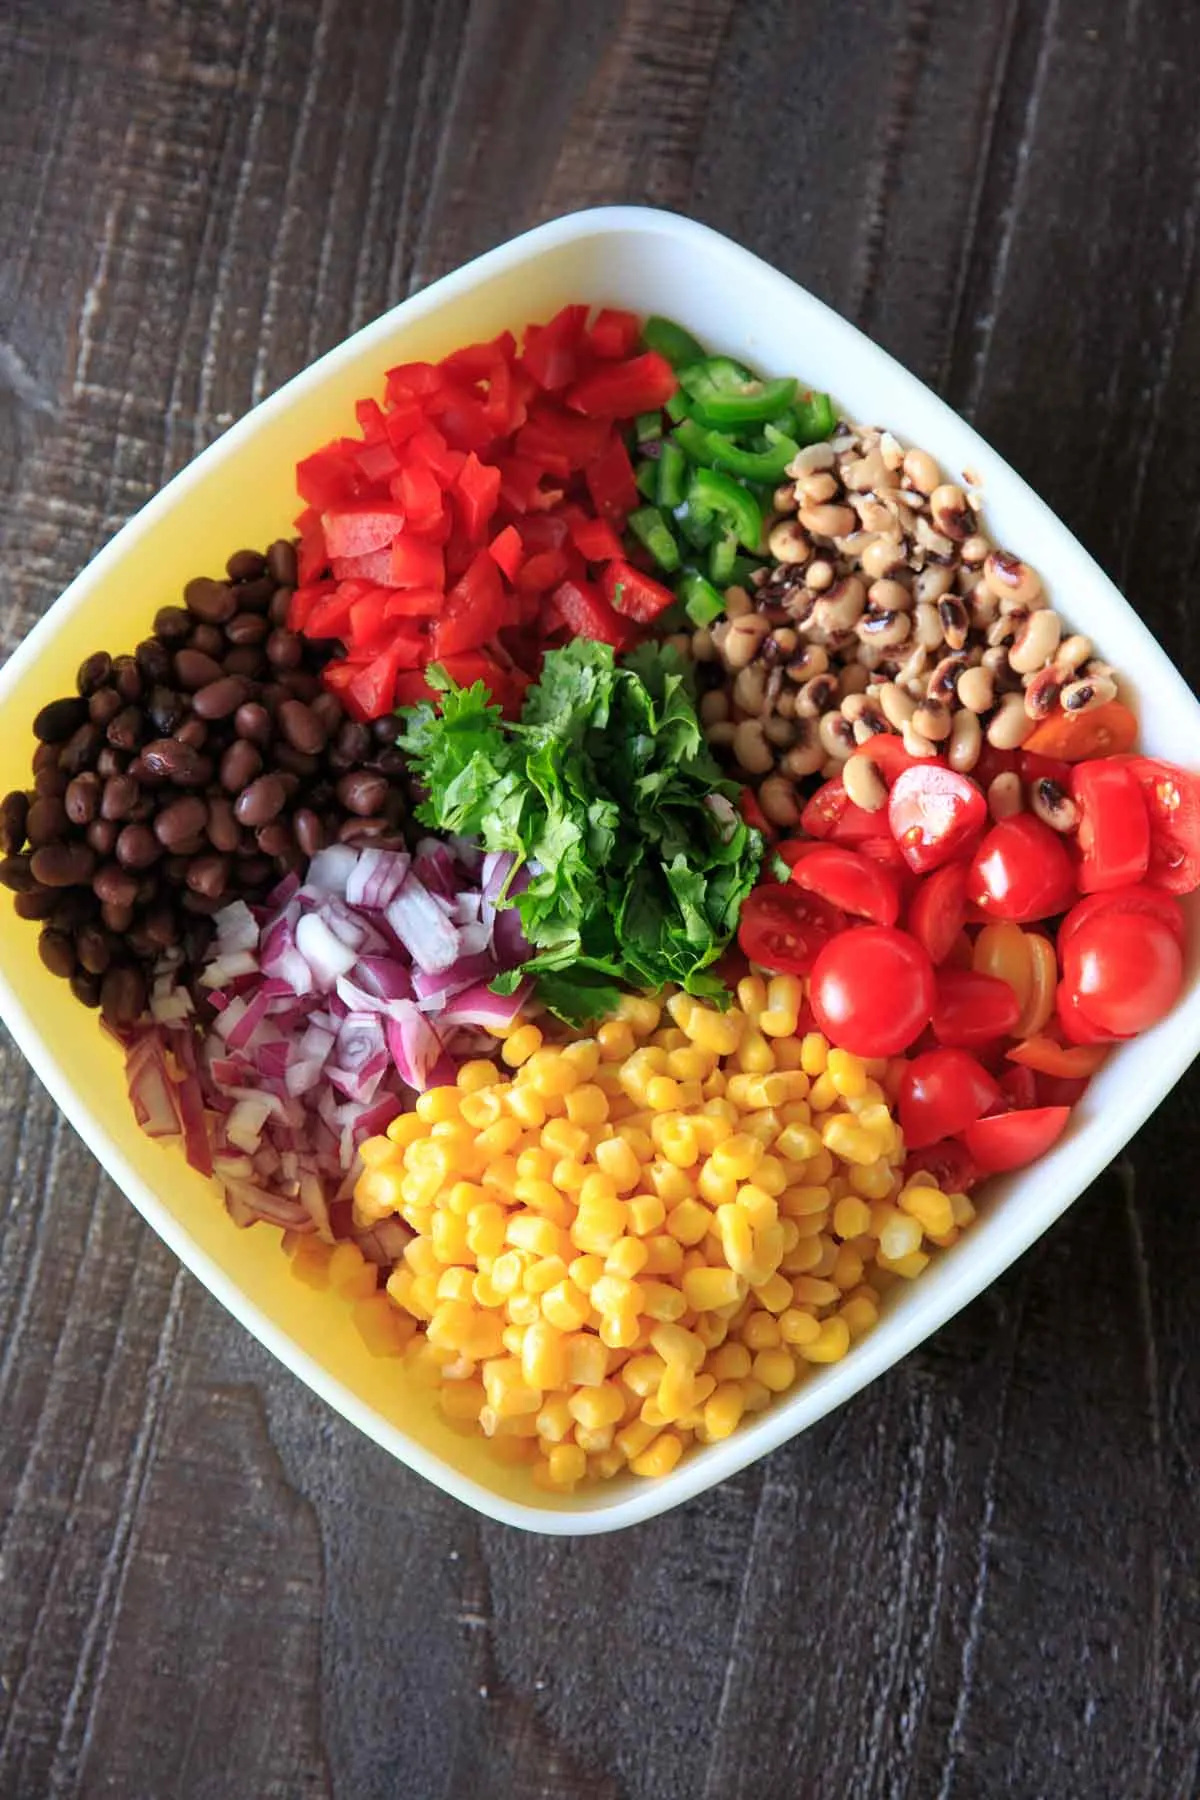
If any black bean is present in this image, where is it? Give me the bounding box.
[294,808,324,857]
[373,747,407,779]
[225,610,270,646]
[274,770,301,800]
[268,588,293,628]
[311,691,343,735]
[33,697,88,743]
[234,774,287,827]
[106,705,144,751]
[260,683,287,717]
[140,739,211,786]
[99,899,135,932]
[267,540,299,586]
[233,852,273,886]
[154,605,193,643]
[33,742,60,773]
[95,747,128,780]
[181,890,223,916]
[111,656,142,702]
[279,698,326,754]
[26,796,69,846]
[184,576,237,624]
[226,548,267,582]
[76,924,113,975]
[58,722,103,775]
[34,766,69,800]
[14,887,57,921]
[115,823,160,870]
[272,744,320,779]
[224,647,266,679]
[371,715,396,745]
[77,651,113,696]
[193,675,249,720]
[30,843,96,887]
[100,966,146,1028]
[285,671,321,703]
[186,853,230,899]
[148,686,188,735]
[87,818,120,856]
[93,862,139,907]
[143,905,179,949]
[174,648,224,691]
[336,770,389,817]
[70,971,103,1008]
[206,796,241,853]
[50,889,96,931]
[218,739,260,794]
[175,719,208,751]
[39,930,77,978]
[266,627,303,669]
[63,775,100,828]
[255,820,292,857]
[126,924,157,957]
[233,702,272,745]
[100,774,139,821]
[154,795,210,848]
[88,687,124,727]
[188,622,226,658]
[0,791,29,854]
[135,638,173,684]
[332,721,372,768]
[234,575,276,614]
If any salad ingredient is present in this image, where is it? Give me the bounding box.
[1070,760,1150,891]
[887,764,986,874]
[899,1049,1000,1148]
[355,991,970,1488]
[808,926,935,1057]
[930,967,1022,1047]
[1119,756,1200,893]
[1021,699,1138,761]
[1007,1036,1109,1079]
[966,816,1076,922]
[963,1105,1071,1175]
[789,843,901,926]
[1060,910,1183,1037]
[397,641,761,1022]
[736,883,845,975]
[905,863,968,964]
[1057,884,1185,953]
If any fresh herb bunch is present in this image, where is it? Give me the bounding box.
[397,640,762,1024]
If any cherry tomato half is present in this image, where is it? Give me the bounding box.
[1118,756,1200,894]
[850,737,941,786]
[888,764,987,874]
[963,1105,1071,1173]
[966,815,1077,923]
[1007,1035,1109,1078]
[930,967,1021,1047]
[998,1064,1039,1110]
[906,863,968,965]
[1057,884,1185,955]
[738,884,846,976]
[800,778,880,844]
[1061,910,1183,1037]
[1036,1073,1092,1108]
[791,844,901,926]
[1071,759,1150,893]
[904,1137,978,1194]
[899,1049,1001,1149]
[809,925,935,1057]
[1021,698,1139,763]
[1056,978,1125,1047]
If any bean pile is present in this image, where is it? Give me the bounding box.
[688,424,1121,827]
[0,543,407,1029]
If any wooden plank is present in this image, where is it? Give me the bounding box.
[0,0,1199,1796]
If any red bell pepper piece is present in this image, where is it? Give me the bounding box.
[398,464,446,537]
[296,441,362,510]
[330,547,396,585]
[569,515,624,563]
[494,453,543,514]
[344,626,427,720]
[589,308,641,360]
[348,588,393,654]
[389,537,445,589]
[323,502,407,560]
[304,585,358,641]
[383,401,426,448]
[294,507,329,585]
[550,578,639,650]
[427,382,496,453]
[488,525,524,582]
[355,397,389,441]
[567,351,677,418]
[454,452,502,543]
[288,581,336,633]
[585,434,638,523]
[522,304,590,392]
[516,405,612,471]
[433,550,509,657]
[516,513,571,552]
[384,586,443,619]
[406,425,465,485]
[384,361,443,404]
[354,438,402,483]
[601,558,675,623]
[439,332,517,381]
[515,549,569,594]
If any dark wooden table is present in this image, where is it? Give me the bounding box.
[2,3,1199,1796]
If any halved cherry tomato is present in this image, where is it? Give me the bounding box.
[739,786,775,844]
[931,967,1021,1047]
[800,779,880,843]
[904,1137,978,1194]
[1019,751,1073,789]
[967,815,1076,922]
[973,743,1020,791]
[737,885,846,976]
[1036,1073,1092,1108]
[1061,911,1183,1037]
[906,863,968,964]
[1007,1035,1109,1078]
[809,926,935,1057]
[1013,931,1057,1037]
[775,837,820,870]
[998,1064,1038,1110]
[1056,978,1125,1046]
[963,1105,1071,1173]
[1021,699,1139,762]
[1070,759,1150,893]
[899,1049,1001,1148]
[1057,884,1186,954]
[850,737,941,785]
[888,764,987,874]
[1118,756,1200,894]
[791,844,901,926]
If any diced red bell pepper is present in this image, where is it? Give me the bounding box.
[441,651,530,718]
[516,513,571,553]
[517,405,613,471]
[389,537,446,589]
[304,585,359,641]
[585,434,638,523]
[384,586,443,619]
[569,515,624,564]
[494,453,544,514]
[296,441,362,510]
[454,452,503,543]
[489,525,524,582]
[330,546,396,585]
[589,308,641,360]
[433,550,509,657]
[398,464,447,537]
[439,332,517,382]
[343,626,428,720]
[406,425,465,485]
[354,438,402,483]
[295,507,329,585]
[551,578,640,650]
[383,401,426,448]
[384,361,443,404]
[323,502,407,560]
[522,304,590,393]
[602,558,675,623]
[355,397,389,441]
[348,588,393,654]
[427,382,496,453]
[516,549,569,594]
[484,357,525,437]
[288,581,336,633]
[567,351,677,418]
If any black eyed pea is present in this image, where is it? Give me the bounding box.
[902,447,940,494]
[1009,608,1062,674]
[781,735,826,780]
[798,471,839,505]
[1023,665,1065,721]
[867,577,913,614]
[772,482,799,516]
[1029,778,1079,833]
[852,716,889,745]
[937,595,970,650]
[732,664,768,713]
[982,548,1042,608]
[914,604,944,650]
[860,537,908,581]
[767,519,811,564]
[879,682,916,728]
[928,652,969,703]
[988,772,1024,821]
[1055,633,1092,673]
[961,533,991,566]
[805,558,836,592]
[842,448,887,493]
[837,662,871,697]
[732,719,775,775]
[842,752,887,813]
[818,711,856,761]
[784,643,828,683]
[723,585,754,619]
[762,715,797,748]
[787,442,836,477]
[901,720,942,760]
[879,431,905,471]
[691,628,717,662]
[1062,673,1118,713]
[796,673,840,716]
[720,613,770,669]
[798,502,857,540]
[758,774,802,826]
[855,608,911,648]
[957,663,995,713]
[930,483,973,541]
[699,690,730,728]
[812,575,865,633]
[967,586,999,630]
[948,708,982,773]
[986,690,1036,748]
[915,515,956,560]
[853,498,895,536]
[914,565,955,605]
[912,696,952,741]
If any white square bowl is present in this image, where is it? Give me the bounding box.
[1,205,1198,1534]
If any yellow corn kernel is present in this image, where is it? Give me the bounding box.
[596,1018,636,1061]
[523,1255,569,1299]
[666,1197,712,1247]
[590,1273,640,1317]
[736,974,767,1017]
[885,1249,931,1279]
[573,1194,629,1256]
[840,1296,879,1339]
[640,1074,678,1114]
[566,1379,625,1431]
[655,1362,698,1422]
[559,1083,605,1129]
[536,1394,575,1443]
[610,1418,654,1463]
[876,1208,923,1261]
[462,1314,506,1361]
[649,1322,705,1371]
[488,1249,526,1297]
[710,1133,763,1182]
[715,1203,756,1277]
[540,1442,585,1488]
[800,1315,852,1363]
[481,1356,543,1416]
[504,1086,547,1130]
[540,1279,591,1333]
[568,1253,605,1295]
[476,1117,524,1159]
[663,1045,712,1083]
[609,992,658,1036]
[630,1431,683,1479]
[692,1113,735,1157]
[684,1005,744,1057]
[775,1121,822,1164]
[951,1191,976,1227]
[547,1157,584,1196]
[799,1032,828,1076]
[642,1234,685,1275]
[415,1085,459,1126]
[621,1352,668,1398]
[499,1213,555,1260]
[564,1333,609,1387]
[501,1024,543,1068]
[590,1137,640,1194]
[833,1194,873,1240]
[900,1184,955,1237]
[599,1308,641,1350]
[327,1242,377,1300]
[386,1112,430,1148]
[529,1049,582,1100]
[736,1184,778,1231]
[734,1029,773,1074]
[825,1047,867,1099]
[560,1038,600,1078]
[435,1265,476,1304]
[520,1320,568,1390]
[628,1192,667,1237]
[646,1160,696,1206]
[832,1244,865,1290]
[682,1266,743,1312]
[651,1116,696,1169]
[471,1268,501,1307]
[703,1382,747,1441]
[439,1379,487,1422]
[848,1158,896,1201]
[616,1124,656,1163]
[740,1310,781,1351]
[779,1306,820,1346]
[821,1115,880,1167]
[698,1161,738,1208]
[701,1070,729,1102]
[358,1134,398,1171]
[639,1279,687,1323]
[738,1108,781,1150]
[791,1275,839,1308]
[753,1346,797,1392]
[753,1271,793,1315]
[606,1236,650,1281]
[353,1168,406,1223]
[427,1212,469,1267]
[506,1291,540,1328]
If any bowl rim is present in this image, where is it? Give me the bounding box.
[2,201,1198,1535]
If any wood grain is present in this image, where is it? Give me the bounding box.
[1,2,1199,1796]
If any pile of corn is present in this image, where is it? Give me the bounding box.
[349,978,974,1491]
